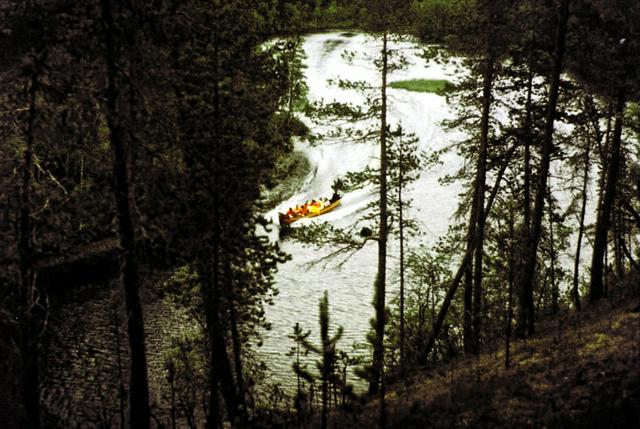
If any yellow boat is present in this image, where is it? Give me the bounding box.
[279,199,341,226]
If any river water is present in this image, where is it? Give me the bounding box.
[260,32,464,389]
[260,32,597,390]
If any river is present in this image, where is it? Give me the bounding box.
[260,31,597,391]
[261,32,464,390]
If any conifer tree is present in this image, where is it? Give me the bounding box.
[566,0,640,302]
[465,1,496,355]
[99,0,150,425]
[563,94,605,311]
[295,291,343,429]
[357,9,410,422]
[516,0,570,336]
[167,1,292,425]
[288,322,312,428]
[388,131,423,370]
[418,0,514,356]
[0,2,115,426]
[290,12,413,418]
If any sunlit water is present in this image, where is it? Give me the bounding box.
[259,32,464,390]
[259,32,596,391]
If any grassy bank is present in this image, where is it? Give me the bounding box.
[388,79,453,95]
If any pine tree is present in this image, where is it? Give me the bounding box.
[288,323,312,428]
[565,0,640,302]
[516,0,570,336]
[416,0,515,358]
[388,131,423,370]
[99,0,151,425]
[295,291,343,429]
[167,1,293,425]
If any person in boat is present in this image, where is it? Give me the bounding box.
[308,199,319,214]
[287,207,295,218]
[330,191,341,204]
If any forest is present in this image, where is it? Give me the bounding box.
[0,0,639,428]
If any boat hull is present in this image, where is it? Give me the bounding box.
[279,200,341,225]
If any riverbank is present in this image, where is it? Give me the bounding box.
[261,150,312,211]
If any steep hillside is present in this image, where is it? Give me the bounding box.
[341,294,640,428]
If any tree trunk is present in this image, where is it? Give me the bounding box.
[622,199,640,230]
[321,300,329,429]
[621,238,640,273]
[604,245,610,295]
[202,270,220,429]
[463,261,473,353]
[419,143,516,364]
[225,262,247,419]
[19,59,40,429]
[462,6,496,355]
[572,137,590,311]
[201,236,241,428]
[590,88,626,302]
[472,49,495,354]
[100,1,150,426]
[505,204,515,369]
[518,68,533,331]
[369,31,389,429]
[205,32,244,427]
[420,247,473,365]
[111,299,126,429]
[523,69,533,231]
[398,141,406,371]
[547,189,558,315]
[214,301,241,427]
[516,0,569,337]
[614,207,625,280]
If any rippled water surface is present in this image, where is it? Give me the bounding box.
[260,32,463,389]
[260,32,597,390]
